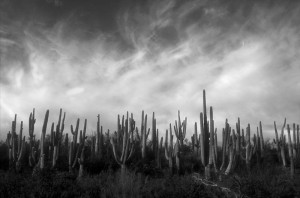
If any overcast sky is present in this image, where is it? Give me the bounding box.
[1,0,299,141]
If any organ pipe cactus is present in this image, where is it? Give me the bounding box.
[110,112,135,181]
[40,110,49,170]
[165,126,174,175]
[274,118,287,167]
[95,114,103,159]
[156,131,163,169]
[200,90,210,172]
[152,112,157,155]
[259,121,264,159]
[292,123,297,159]
[297,124,300,157]
[225,132,235,175]
[241,124,257,171]
[77,119,87,179]
[220,120,229,171]
[173,111,187,174]
[6,115,26,172]
[136,111,150,159]
[287,124,294,178]
[69,118,80,171]
[209,107,217,172]
[174,111,187,147]
[29,109,38,167]
[192,122,201,157]
[52,109,66,168]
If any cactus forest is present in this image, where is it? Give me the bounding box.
[0,90,299,197]
[1,0,300,197]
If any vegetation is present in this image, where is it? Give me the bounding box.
[0,90,299,197]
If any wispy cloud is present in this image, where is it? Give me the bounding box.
[0,0,299,140]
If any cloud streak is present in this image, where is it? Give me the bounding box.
[1,0,300,140]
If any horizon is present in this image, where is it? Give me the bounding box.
[1,0,300,140]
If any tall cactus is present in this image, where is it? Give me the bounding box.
[292,123,297,159]
[40,110,49,169]
[259,121,264,159]
[274,118,287,167]
[95,114,103,159]
[78,119,87,179]
[220,122,229,171]
[287,124,294,177]
[241,124,257,172]
[173,111,187,174]
[29,109,38,167]
[165,126,174,175]
[136,111,149,159]
[52,109,66,168]
[192,122,200,157]
[6,115,25,172]
[110,112,135,181]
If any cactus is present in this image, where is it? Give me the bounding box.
[287,124,294,177]
[40,110,49,170]
[165,126,174,175]
[292,123,297,159]
[274,118,287,167]
[69,118,80,172]
[259,121,264,159]
[28,109,38,167]
[156,130,163,169]
[241,124,257,172]
[297,124,300,157]
[52,109,66,168]
[6,115,25,172]
[208,106,217,175]
[152,112,157,156]
[77,119,87,179]
[110,112,135,182]
[192,122,201,157]
[220,119,230,171]
[135,111,150,159]
[173,111,187,174]
[95,114,103,159]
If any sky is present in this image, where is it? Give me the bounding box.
[0,0,300,141]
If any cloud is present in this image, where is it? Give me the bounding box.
[0,0,300,141]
